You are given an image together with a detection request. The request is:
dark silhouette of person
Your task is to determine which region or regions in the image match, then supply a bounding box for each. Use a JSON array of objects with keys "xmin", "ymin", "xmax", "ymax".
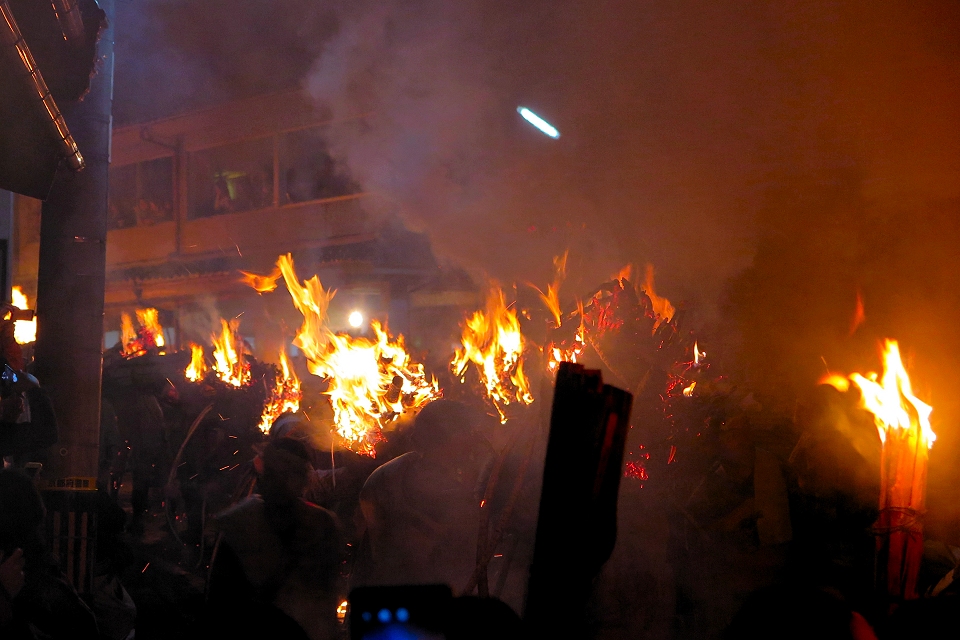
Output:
[
  {"xmin": 356, "ymin": 400, "xmax": 493, "ymax": 589},
  {"xmin": 208, "ymin": 437, "xmax": 344, "ymax": 640}
]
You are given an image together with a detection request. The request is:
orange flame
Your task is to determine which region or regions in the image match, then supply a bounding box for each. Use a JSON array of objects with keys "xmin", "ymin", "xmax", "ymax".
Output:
[
  {"xmin": 121, "ymin": 313, "xmax": 138, "ymax": 355},
  {"xmin": 10, "ymin": 286, "xmax": 36, "ymax": 344},
  {"xmin": 211, "ymin": 318, "xmax": 250, "ymax": 387},
  {"xmin": 693, "ymin": 341, "xmax": 705, "ymax": 366},
  {"xmin": 239, "ymin": 267, "xmax": 283, "ymax": 294},
  {"xmin": 818, "ymin": 372, "xmax": 851, "ymax": 392},
  {"xmin": 136, "ymin": 308, "xmax": 165, "ymax": 349},
  {"xmin": 185, "ymin": 343, "xmax": 208, "ymax": 383},
  {"xmin": 452, "ymin": 284, "xmax": 533, "ymax": 423},
  {"xmin": 533, "ymin": 251, "xmax": 568, "ymax": 328},
  {"xmin": 257, "ymin": 349, "xmax": 303, "ymax": 433},
  {"xmin": 546, "ymin": 298, "xmax": 586, "ymax": 374},
  {"xmin": 613, "ymin": 263, "xmax": 635, "ymax": 285},
  {"xmin": 278, "ymin": 254, "xmax": 439, "ymax": 455},
  {"xmin": 120, "ymin": 308, "xmax": 165, "ymax": 357},
  {"xmin": 277, "ymin": 253, "xmax": 335, "ymax": 363},
  {"xmin": 641, "ymin": 264, "xmax": 675, "ymax": 327},
  {"xmin": 822, "ymin": 340, "xmax": 934, "ymax": 449},
  {"xmin": 853, "ymin": 341, "xmax": 934, "ymax": 448}
]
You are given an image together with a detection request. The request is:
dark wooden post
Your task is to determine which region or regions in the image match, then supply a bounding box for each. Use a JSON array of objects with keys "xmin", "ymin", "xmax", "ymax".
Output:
[
  {"xmin": 33, "ymin": 0, "xmax": 113, "ymax": 594},
  {"xmin": 524, "ymin": 363, "xmax": 633, "ymax": 636}
]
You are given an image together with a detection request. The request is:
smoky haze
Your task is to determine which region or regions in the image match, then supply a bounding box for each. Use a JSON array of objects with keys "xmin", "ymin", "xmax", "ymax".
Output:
[{"xmin": 115, "ymin": 1, "xmax": 960, "ymax": 535}]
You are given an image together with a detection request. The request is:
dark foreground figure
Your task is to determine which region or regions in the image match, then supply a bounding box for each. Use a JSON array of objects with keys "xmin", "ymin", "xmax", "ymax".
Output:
[{"xmin": 207, "ymin": 438, "xmax": 344, "ymax": 640}]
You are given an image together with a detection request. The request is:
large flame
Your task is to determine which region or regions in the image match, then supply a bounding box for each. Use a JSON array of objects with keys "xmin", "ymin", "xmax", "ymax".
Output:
[
  {"xmin": 278, "ymin": 254, "xmax": 439, "ymax": 455},
  {"xmin": 277, "ymin": 254, "xmax": 334, "ymax": 363},
  {"xmin": 452, "ymin": 284, "xmax": 533, "ymax": 422},
  {"xmin": 120, "ymin": 308, "xmax": 165, "ymax": 357},
  {"xmin": 239, "ymin": 267, "xmax": 283, "ymax": 294},
  {"xmin": 257, "ymin": 349, "xmax": 303, "ymax": 433},
  {"xmin": 185, "ymin": 343, "xmax": 208, "ymax": 383},
  {"xmin": 211, "ymin": 318, "xmax": 250, "ymax": 387},
  {"xmin": 10, "ymin": 286, "xmax": 36, "ymax": 344},
  {"xmin": 821, "ymin": 340, "xmax": 935, "ymax": 449},
  {"xmin": 319, "ymin": 322, "xmax": 440, "ymax": 454},
  {"xmin": 136, "ymin": 308, "xmax": 165, "ymax": 349}
]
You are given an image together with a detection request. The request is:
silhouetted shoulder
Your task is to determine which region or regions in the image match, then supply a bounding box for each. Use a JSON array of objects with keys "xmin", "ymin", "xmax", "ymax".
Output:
[{"xmin": 361, "ymin": 451, "xmax": 417, "ymax": 496}]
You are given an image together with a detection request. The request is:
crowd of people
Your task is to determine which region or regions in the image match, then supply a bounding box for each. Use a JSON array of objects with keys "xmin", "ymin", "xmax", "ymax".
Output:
[{"xmin": 1, "ymin": 306, "xmax": 958, "ymax": 639}]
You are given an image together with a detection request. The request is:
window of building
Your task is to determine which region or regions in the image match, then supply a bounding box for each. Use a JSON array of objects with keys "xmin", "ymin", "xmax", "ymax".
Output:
[
  {"xmin": 108, "ymin": 157, "xmax": 175, "ymax": 230},
  {"xmin": 108, "ymin": 164, "xmax": 137, "ymax": 229},
  {"xmin": 188, "ymin": 138, "xmax": 274, "ymax": 219},
  {"xmin": 280, "ymin": 127, "xmax": 359, "ymax": 205}
]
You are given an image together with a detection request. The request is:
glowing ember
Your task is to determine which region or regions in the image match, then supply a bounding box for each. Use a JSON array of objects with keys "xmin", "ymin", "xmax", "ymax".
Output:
[
  {"xmin": 10, "ymin": 286, "xmax": 36, "ymax": 344},
  {"xmin": 257, "ymin": 349, "xmax": 302, "ymax": 433},
  {"xmin": 184, "ymin": 343, "xmax": 208, "ymax": 382},
  {"xmin": 452, "ymin": 284, "xmax": 533, "ymax": 423},
  {"xmin": 682, "ymin": 381, "xmax": 696, "ymax": 397},
  {"xmin": 239, "ymin": 267, "xmax": 283, "ymax": 294},
  {"xmin": 121, "ymin": 308, "xmax": 166, "ymax": 357},
  {"xmin": 278, "ymin": 254, "xmax": 439, "ymax": 455},
  {"xmin": 211, "ymin": 318, "xmax": 250, "ymax": 387},
  {"xmin": 337, "ymin": 600, "xmax": 349, "ymax": 624}
]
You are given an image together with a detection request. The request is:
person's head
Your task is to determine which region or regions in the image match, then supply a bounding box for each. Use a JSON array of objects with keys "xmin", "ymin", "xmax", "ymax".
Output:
[
  {"xmin": 410, "ymin": 400, "xmax": 492, "ymax": 480},
  {"xmin": 256, "ymin": 438, "xmax": 312, "ymax": 505}
]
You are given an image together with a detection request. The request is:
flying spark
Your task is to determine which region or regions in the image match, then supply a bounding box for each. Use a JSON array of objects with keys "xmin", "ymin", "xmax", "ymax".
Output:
[{"xmin": 517, "ymin": 107, "xmax": 560, "ymax": 139}]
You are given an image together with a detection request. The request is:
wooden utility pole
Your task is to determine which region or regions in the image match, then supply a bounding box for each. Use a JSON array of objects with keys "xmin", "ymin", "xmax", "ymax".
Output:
[{"xmin": 32, "ymin": 0, "xmax": 113, "ymax": 593}]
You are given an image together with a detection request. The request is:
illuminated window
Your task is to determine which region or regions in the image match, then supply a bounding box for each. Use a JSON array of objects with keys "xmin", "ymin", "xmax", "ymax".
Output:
[
  {"xmin": 108, "ymin": 157, "xmax": 174, "ymax": 230},
  {"xmin": 188, "ymin": 138, "xmax": 274, "ymax": 219}
]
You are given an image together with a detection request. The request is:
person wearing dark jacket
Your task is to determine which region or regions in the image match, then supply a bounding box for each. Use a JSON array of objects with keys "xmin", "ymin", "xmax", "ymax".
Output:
[{"xmin": 208, "ymin": 438, "xmax": 344, "ymax": 640}]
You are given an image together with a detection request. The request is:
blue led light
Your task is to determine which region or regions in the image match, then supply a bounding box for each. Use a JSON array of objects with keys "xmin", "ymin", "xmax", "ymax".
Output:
[
  {"xmin": 378, "ymin": 608, "xmax": 392, "ymax": 623},
  {"xmin": 395, "ymin": 607, "xmax": 410, "ymax": 622}
]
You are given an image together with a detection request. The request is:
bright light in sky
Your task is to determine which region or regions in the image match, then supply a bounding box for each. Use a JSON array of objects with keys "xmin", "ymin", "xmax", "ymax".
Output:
[
  {"xmin": 348, "ymin": 310, "xmax": 364, "ymax": 328},
  {"xmin": 517, "ymin": 107, "xmax": 560, "ymax": 139}
]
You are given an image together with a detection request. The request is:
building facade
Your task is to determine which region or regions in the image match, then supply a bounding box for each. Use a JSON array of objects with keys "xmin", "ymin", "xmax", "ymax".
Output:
[{"xmin": 13, "ymin": 91, "xmax": 475, "ymax": 363}]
